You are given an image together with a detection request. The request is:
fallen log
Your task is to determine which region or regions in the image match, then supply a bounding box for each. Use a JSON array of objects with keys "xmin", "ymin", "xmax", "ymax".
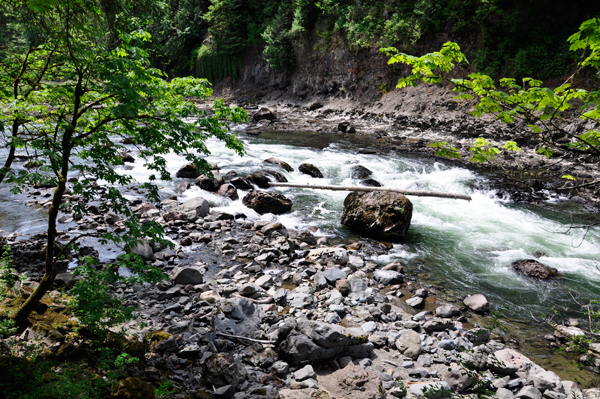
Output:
[{"xmin": 267, "ymin": 182, "xmax": 472, "ymax": 201}]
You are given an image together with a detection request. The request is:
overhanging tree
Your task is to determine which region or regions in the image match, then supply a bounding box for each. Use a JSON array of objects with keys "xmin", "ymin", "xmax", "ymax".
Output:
[
  {"xmin": 381, "ymin": 18, "xmax": 600, "ymax": 188},
  {"xmin": 0, "ymin": 0, "xmax": 247, "ymax": 327}
]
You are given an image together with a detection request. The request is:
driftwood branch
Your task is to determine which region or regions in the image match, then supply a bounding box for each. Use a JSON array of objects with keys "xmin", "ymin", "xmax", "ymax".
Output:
[{"xmin": 268, "ymin": 182, "xmax": 472, "ymax": 201}]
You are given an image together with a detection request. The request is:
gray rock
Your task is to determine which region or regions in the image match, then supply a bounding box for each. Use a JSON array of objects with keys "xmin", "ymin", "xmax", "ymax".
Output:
[
  {"xmin": 255, "ymin": 274, "xmax": 273, "ymax": 288},
  {"xmin": 406, "ymin": 296, "xmax": 424, "ymax": 308},
  {"xmin": 214, "ymin": 297, "xmax": 265, "ymax": 338},
  {"xmin": 306, "ymin": 247, "xmax": 349, "ymax": 265},
  {"xmin": 438, "ymin": 339, "xmax": 456, "ymax": 350},
  {"xmin": 171, "ymin": 266, "xmax": 203, "ymax": 285},
  {"xmin": 264, "ymin": 157, "xmax": 294, "ymax": 172},
  {"xmin": 497, "ymin": 388, "xmax": 516, "ymax": 399},
  {"xmin": 395, "ymin": 330, "xmax": 422, "ymax": 360},
  {"xmin": 464, "ymin": 328, "xmax": 491, "ymax": 344},
  {"xmin": 351, "ymin": 165, "xmax": 373, "ymax": 179},
  {"xmin": 214, "ymin": 385, "xmax": 235, "ymax": 399},
  {"xmin": 373, "ymin": 270, "xmax": 403, "ymax": 285},
  {"xmin": 312, "ymin": 271, "xmax": 328, "ymax": 290},
  {"xmin": 436, "ymin": 305, "xmax": 460, "ymax": 318},
  {"xmin": 464, "ymin": 294, "xmax": 489, "ymax": 313},
  {"xmin": 583, "ymin": 389, "xmax": 600, "ymax": 399},
  {"xmin": 323, "ymin": 268, "xmax": 347, "ymax": 284},
  {"xmin": 422, "ymin": 318, "xmax": 454, "ymax": 333},
  {"xmin": 441, "ymin": 363, "xmax": 473, "ymax": 393},
  {"xmin": 181, "ymin": 196, "xmax": 210, "ymax": 218},
  {"xmin": 271, "ymin": 361, "xmax": 289, "ymax": 376},
  {"xmin": 516, "ymin": 386, "xmax": 543, "ymax": 399},
  {"xmin": 294, "ymin": 365, "xmax": 316, "ymax": 381}
]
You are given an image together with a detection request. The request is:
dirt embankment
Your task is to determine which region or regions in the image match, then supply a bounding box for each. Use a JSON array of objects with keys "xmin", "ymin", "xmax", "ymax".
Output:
[{"xmin": 212, "ymin": 40, "xmax": 600, "ymax": 213}]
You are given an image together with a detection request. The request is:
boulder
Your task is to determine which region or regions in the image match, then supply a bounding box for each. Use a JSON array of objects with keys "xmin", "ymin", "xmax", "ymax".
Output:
[
  {"xmin": 510, "ymin": 259, "xmax": 560, "ymax": 279},
  {"xmin": 195, "ymin": 170, "xmax": 223, "ymax": 192},
  {"xmin": 230, "ymin": 176, "xmax": 253, "ymax": 190},
  {"xmin": 202, "ymin": 353, "xmax": 247, "ymax": 388},
  {"xmin": 214, "ymin": 297, "xmax": 265, "ymax": 338},
  {"xmin": 351, "ymin": 165, "xmax": 373, "ymax": 179},
  {"xmin": 373, "ymin": 270, "xmax": 403, "ymax": 285},
  {"xmin": 308, "ymin": 101, "xmax": 323, "ymax": 111},
  {"xmin": 175, "ymin": 163, "xmax": 200, "ymax": 179},
  {"xmin": 323, "ymin": 268, "xmax": 346, "ymax": 284},
  {"xmin": 181, "ymin": 196, "xmax": 210, "ymax": 218},
  {"xmin": 436, "ymin": 305, "xmax": 460, "ymax": 318},
  {"xmin": 265, "ymin": 157, "xmax": 294, "ymax": 172},
  {"xmin": 409, "ymin": 382, "xmax": 451, "ymax": 399},
  {"xmin": 251, "ymin": 170, "xmax": 288, "ymax": 188},
  {"xmin": 299, "ymin": 163, "xmax": 324, "ymax": 178},
  {"xmin": 406, "ymin": 296, "xmax": 424, "ymax": 308},
  {"xmin": 216, "ymin": 183, "xmax": 239, "ymax": 200},
  {"xmin": 340, "ymin": 191, "xmax": 412, "ymax": 242},
  {"xmin": 441, "ymin": 363, "xmax": 474, "ymax": 393},
  {"xmin": 171, "ymin": 266, "xmax": 204, "ymax": 285},
  {"xmin": 490, "ymin": 348, "xmax": 562, "ymax": 392},
  {"xmin": 464, "ymin": 294, "xmax": 489, "ymax": 313},
  {"xmin": 279, "ymin": 319, "xmax": 370, "ymax": 365},
  {"xmin": 253, "ymin": 107, "xmax": 277, "ymax": 122},
  {"xmin": 306, "ymin": 247, "xmax": 349, "ymax": 265},
  {"xmin": 242, "ymin": 191, "xmax": 293, "ymax": 214},
  {"xmin": 395, "ymin": 330, "xmax": 422, "ymax": 359}
]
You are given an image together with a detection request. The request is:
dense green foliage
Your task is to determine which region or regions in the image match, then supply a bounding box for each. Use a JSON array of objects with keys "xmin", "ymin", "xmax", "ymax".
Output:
[
  {"xmin": 0, "ymin": 0, "xmax": 246, "ymax": 326},
  {"xmin": 130, "ymin": 0, "xmax": 599, "ymax": 82},
  {"xmin": 382, "ymin": 18, "xmax": 600, "ymax": 176}
]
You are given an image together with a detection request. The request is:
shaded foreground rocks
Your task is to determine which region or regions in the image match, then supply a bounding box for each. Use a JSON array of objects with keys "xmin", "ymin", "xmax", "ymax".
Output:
[
  {"xmin": 511, "ymin": 259, "xmax": 560, "ymax": 279},
  {"xmin": 6, "ymin": 182, "xmax": 596, "ymax": 399},
  {"xmin": 341, "ymin": 191, "xmax": 413, "ymax": 242},
  {"xmin": 242, "ymin": 191, "xmax": 293, "ymax": 214}
]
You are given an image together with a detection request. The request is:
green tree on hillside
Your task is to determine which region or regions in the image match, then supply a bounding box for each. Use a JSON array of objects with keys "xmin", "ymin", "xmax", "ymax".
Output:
[
  {"xmin": 0, "ymin": 0, "xmax": 246, "ymax": 327},
  {"xmin": 382, "ymin": 18, "xmax": 600, "ymax": 189}
]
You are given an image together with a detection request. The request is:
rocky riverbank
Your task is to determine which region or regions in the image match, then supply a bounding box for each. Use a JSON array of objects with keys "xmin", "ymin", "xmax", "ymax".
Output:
[{"xmin": 3, "ymin": 166, "xmax": 600, "ymax": 398}]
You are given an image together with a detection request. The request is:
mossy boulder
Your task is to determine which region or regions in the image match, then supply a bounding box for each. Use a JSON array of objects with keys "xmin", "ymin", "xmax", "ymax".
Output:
[{"xmin": 340, "ymin": 191, "xmax": 412, "ymax": 242}]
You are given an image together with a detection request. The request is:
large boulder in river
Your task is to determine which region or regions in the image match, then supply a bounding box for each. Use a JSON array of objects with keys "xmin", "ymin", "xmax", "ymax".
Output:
[
  {"xmin": 340, "ymin": 191, "xmax": 412, "ymax": 242},
  {"xmin": 242, "ymin": 191, "xmax": 292, "ymax": 214},
  {"xmin": 251, "ymin": 170, "xmax": 288, "ymax": 188},
  {"xmin": 216, "ymin": 183, "xmax": 239, "ymax": 200},
  {"xmin": 299, "ymin": 163, "xmax": 324, "ymax": 178},
  {"xmin": 195, "ymin": 170, "xmax": 223, "ymax": 192},
  {"xmin": 175, "ymin": 163, "xmax": 200, "ymax": 178},
  {"xmin": 510, "ymin": 259, "xmax": 559, "ymax": 279},
  {"xmin": 351, "ymin": 165, "xmax": 373, "ymax": 179}
]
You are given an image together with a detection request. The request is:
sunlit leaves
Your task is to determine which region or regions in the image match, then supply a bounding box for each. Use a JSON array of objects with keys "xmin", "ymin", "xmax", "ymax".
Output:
[{"xmin": 429, "ymin": 142, "xmax": 461, "ymax": 159}]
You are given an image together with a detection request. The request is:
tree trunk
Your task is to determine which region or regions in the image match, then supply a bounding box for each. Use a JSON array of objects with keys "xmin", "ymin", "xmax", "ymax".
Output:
[
  {"xmin": 267, "ymin": 182, "xmax": 472, "ymax": 201},
  {"xmin": 13, "ymin": 172, "xmax": 67, "ymax": 325}
]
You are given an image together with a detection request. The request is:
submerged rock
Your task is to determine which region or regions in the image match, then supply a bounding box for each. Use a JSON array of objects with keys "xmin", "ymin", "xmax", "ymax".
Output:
[{"xmin": 341, "ymin": 191, "xmax": 413, "ymax": 242}]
